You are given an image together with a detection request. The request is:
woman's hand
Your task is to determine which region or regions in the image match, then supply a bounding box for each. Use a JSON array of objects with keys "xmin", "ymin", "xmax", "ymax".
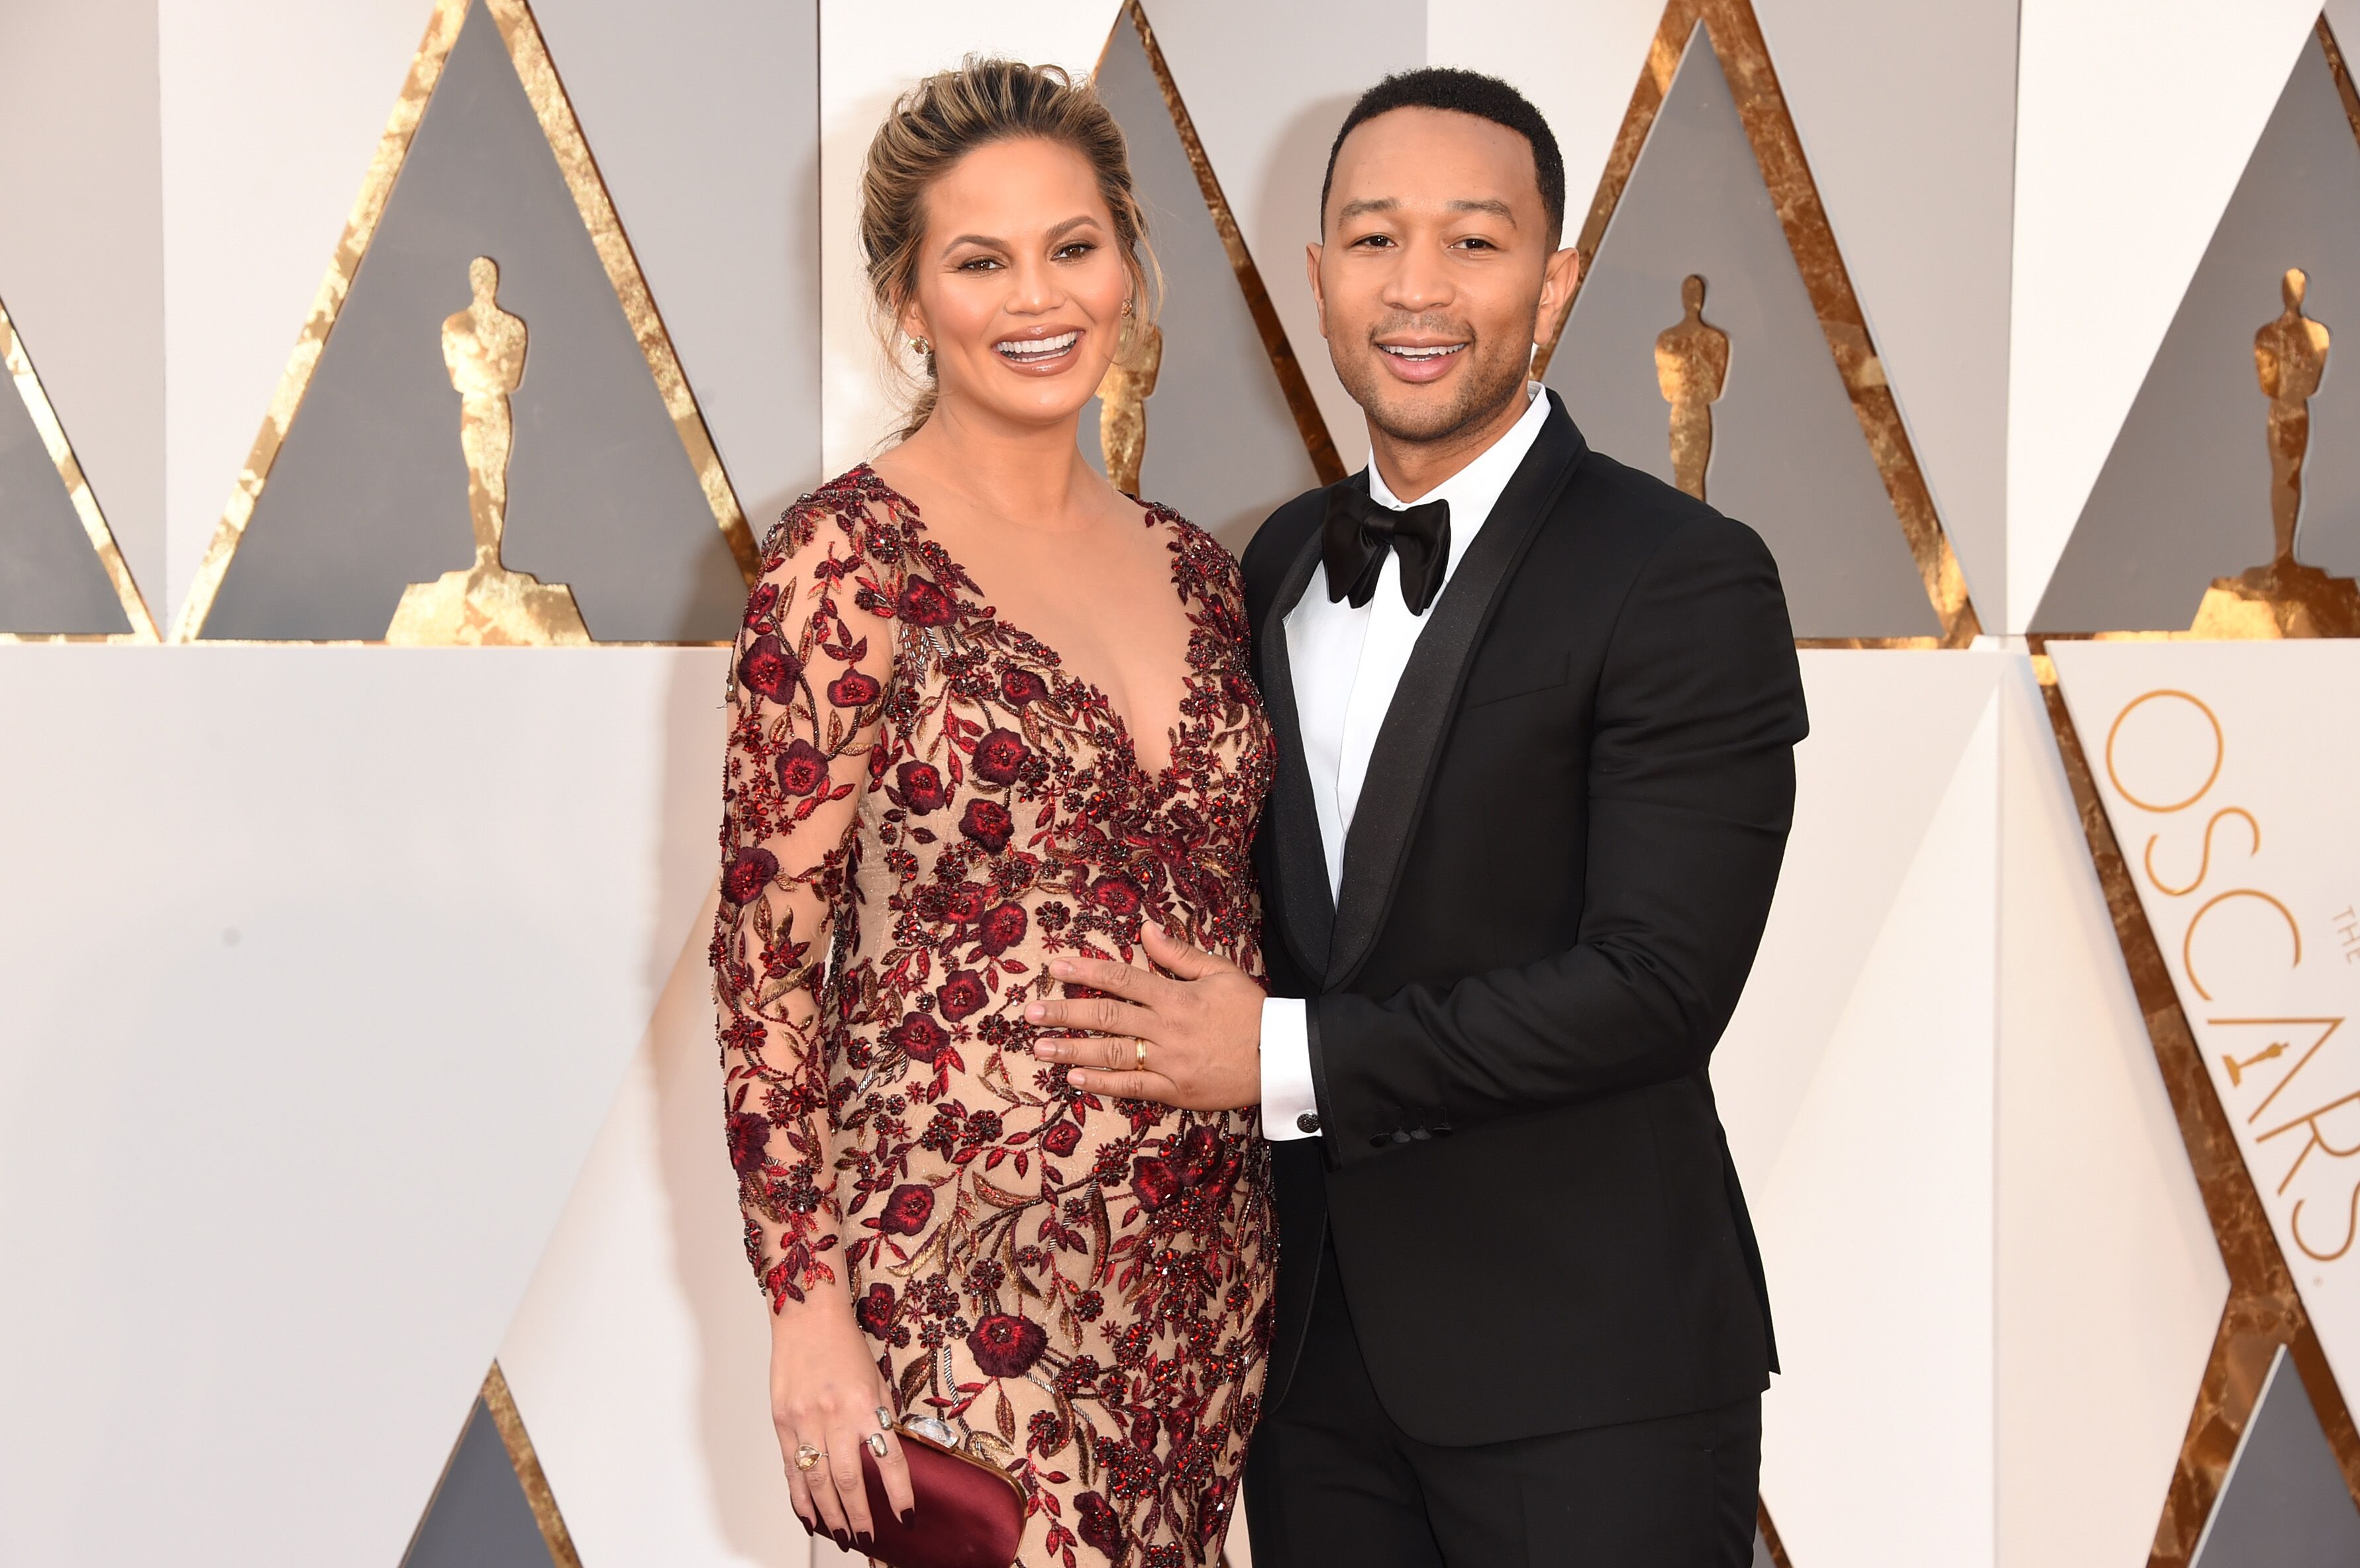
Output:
[{"xmin": 770, "ymin": 1293, "xmax": 916, "ymax": 1551}]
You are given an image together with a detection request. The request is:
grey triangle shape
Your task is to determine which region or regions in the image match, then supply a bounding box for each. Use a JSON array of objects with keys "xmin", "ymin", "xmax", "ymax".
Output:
[
  {"xmin": 199, "ymin": 0, "xmax": 743, "ymax": 642},
  {"xmin": 1, "ymin": 326, "xmax": 132, "ymax": 635},
  {"xmin": 2035, "ymin": 27, "xmax": 2360, "ymax": 632},
  {"xmin": 1080, "ymin": 11, "xmax": 1323, "ymax": 554},
  {"xmin": 400, "ymin": 1395, "xmax": 556, "ymax": 1568},
  {"xmin": 1546, "ymin": 21, "xmax": 1938, "ymax": 638},
  {"xmin": 1752, "ymin": 1526, "xmax": 1774, "ymax": 1568},
  {"xmin": 2190, "ymin": 1345, "xmax": 2360, "ymax": 1568}
]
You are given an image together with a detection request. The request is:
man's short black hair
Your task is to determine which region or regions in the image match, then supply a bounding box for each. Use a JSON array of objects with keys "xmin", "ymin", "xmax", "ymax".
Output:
[{"xmin": 1320, "ymin": 68, "xmax": 1566, "ymax": 242}]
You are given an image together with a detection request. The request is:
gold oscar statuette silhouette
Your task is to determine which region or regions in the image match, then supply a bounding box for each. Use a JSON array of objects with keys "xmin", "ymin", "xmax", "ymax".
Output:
[
  {"xmin": 385, "ymin": 256, "xmax": 590, "ymax": 645},
  {"xmin": 2190, "ymin": 266, "xmax": 2360, "ymax": 638},
  {"xmin": 1655, "ymin": 274, "xmax": 1729, "ymax": 502},
  {"xmin": 1096, "ymin": 320, "xmax": 1162, "ymax": 497}
]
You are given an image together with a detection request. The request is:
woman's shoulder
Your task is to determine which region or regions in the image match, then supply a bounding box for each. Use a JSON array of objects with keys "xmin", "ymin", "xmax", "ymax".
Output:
[
  {"xmin": 756, "ymin": 464, "xmax": 914, "ymax": 566},
  {"xmin": 1137, "ymin": 499, "xmax": 1249, "ymax": 607}
]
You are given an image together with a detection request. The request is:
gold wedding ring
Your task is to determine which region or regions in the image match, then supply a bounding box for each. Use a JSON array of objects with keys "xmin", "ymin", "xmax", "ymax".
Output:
[
  {"xmin": 1135, "ymin": 1040, "xmax": 1148, "ymax": 1072},
  {"xmin": 794, "ymin": 1443, "xmax": 823, "ymax": 1471}
]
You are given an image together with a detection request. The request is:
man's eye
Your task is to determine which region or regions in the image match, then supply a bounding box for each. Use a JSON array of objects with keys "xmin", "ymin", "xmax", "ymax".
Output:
[
  {"xmin": 1456, "ymin": 238, "xmax": 1497, "ymax": 252},
  {"xmin": 1353, "ymin": 234, "xmax": 1395, "ymax": 250}
]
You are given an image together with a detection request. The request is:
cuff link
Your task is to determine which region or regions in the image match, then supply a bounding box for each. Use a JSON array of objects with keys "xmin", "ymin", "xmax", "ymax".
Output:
[{"xmin": 1295, "ymin": 1110, "xmax": 1321, "ymax": 1134}]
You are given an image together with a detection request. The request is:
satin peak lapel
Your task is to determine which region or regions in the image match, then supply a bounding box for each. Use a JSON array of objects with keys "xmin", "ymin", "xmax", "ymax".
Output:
[
  {"xmin": 1257, "ymin": 514, "xmax": 1337, "ymax": 981},
  {"xmin": 1325, "ymin": 401, "xmax": 1588, "ymax": 991}
]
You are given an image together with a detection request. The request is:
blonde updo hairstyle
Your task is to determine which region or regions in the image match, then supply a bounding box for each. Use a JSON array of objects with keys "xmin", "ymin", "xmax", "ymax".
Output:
[{"xmin": 860, "ymin": 57, "xmax": 1159, "ymax": 440}]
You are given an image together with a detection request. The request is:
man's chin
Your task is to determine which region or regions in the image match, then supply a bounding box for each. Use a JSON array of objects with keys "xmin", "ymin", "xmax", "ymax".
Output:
[{"xmin": 1351, "ymin": 360, "xmax": 1529, "ymax": 449}]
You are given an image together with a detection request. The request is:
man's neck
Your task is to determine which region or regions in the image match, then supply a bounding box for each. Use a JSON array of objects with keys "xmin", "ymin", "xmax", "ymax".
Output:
[{"xmin": 1366, "ymin": 384, "xmax": 1533, "ymax": 503}]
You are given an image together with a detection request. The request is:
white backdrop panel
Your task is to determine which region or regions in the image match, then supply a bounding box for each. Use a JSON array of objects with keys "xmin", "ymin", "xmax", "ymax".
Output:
[
  {"xmin": 1756, "ymin": 683, "xmax": 1999, "ymax": 1568},
  {"xmin": 1995, "ymin": 659, "xmax": 2228, "ymax": 1568},
  {"xmin": 0, "ymin": 645, "xmax": 727, "ymax": 1567}
]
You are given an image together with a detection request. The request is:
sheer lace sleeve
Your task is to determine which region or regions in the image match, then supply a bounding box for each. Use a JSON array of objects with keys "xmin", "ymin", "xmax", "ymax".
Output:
[{"xmin": 713, "ymin": 490, "xmax": 901, "ymax": 1310}]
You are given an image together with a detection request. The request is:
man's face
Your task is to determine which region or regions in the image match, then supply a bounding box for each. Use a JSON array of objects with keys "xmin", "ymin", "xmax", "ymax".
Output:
[{"xmin": 1308, "ymin": 107, "xmax": 1576, "ymax": 446}]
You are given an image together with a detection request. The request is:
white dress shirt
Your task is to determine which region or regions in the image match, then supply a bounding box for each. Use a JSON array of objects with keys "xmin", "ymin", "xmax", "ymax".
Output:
[{"xmin": 1260, "ymin": 383, "xmax": 1553, "ymax": 1139}]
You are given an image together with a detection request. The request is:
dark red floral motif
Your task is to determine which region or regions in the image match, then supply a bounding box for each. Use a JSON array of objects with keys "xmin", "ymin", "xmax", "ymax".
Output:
[
  {"xmin": 937, "ymin": 970, "xmax": 988, "ymax": 1022},
  {"xmin": 1000, "ymin": 667, "xmax": 1049, "ymax": 707},
  {"xmin": 827, "ymin": 669, "xmax": 880, "ymax": 707},
  {"xmin": 976, "ymin": 901, "xmax": 1029, "ymax": 956},
  {"xmin": 743, "ymin": 582, "xmax": 780, "ymax": 626},
  {"xmin": 721, "ymin": 846, "xmax": 778, "ymax": 906},
  {"xmin": 1133, "ymin": 1155, "xmax": 1179, "ymax": 1212},
  {"xmin": 776, "ymin": 738, "xmax": 830, "ymax": 796},
  {"xmin": 878, "ymin": 1183, "xmax": 934, "ymax": 1236},
  {"xmin": 725, "ymin": 1110, "xmax": 770, "ymax": 1174},
  {"xmin": 737, "ymin": 633, "xmax": 801, "ymax": 701},
  {"xmin": 968, "ymin": 1313, "xmax": 1049, "ymax": 1379},
  {"xmin": 898, "ymin": 576, "xmax": 956, "ymax": 626},
  {"xmin": 972, "ymin": 728, "xmax": 1029, "ymax": 785},
  {"xmin": 888, "ymin": 1012, "xmax": 949, "ymax": 1063},
  {"xmin": 1088, "ymin": 874, "xmax": 1143, "ymax": 918},
  {"xmin": 1076, "ymin": 1491, "xmax": 1125, "ymax": 1556},
  {"xmin": 960, "ymin": 799, "xmax": 1012, "ymax": 852},
  {"xmin": 1177, "ymin": 1125, "xmax": 1222, "ymax": 1187},
  {"xmin": 856, "ymin": 1282, "xmax": 897, "ymax": 1339},
  {"xmin": 896, "ymin": 761, "xmax": 947, "ymax": 814},
  {"xmin": 1039, "ymin": 1119, "xmax": 1081, "ymax": 1157},
  {"xmin": 942, "ymin": 884, "xmax": 988, "ymax": 924}
]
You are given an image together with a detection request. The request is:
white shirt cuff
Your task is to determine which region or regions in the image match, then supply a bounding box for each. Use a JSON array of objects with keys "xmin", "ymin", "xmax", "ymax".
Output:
[{"xmin": 1260, "ymin": 997, "xmax": 1321, "ymax": 1140}]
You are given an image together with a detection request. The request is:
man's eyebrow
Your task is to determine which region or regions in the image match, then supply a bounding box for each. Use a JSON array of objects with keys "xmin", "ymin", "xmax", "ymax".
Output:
[
  {"xmin": 1337, "ymin": 197, "xmax": 1398, "ymax": 221},
  {"xmin": 1449, "ymin": 198, "xmax": 1517, "ymax": 222}
]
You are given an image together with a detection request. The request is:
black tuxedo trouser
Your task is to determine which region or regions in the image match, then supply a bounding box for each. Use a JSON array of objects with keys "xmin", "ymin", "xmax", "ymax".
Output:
[{"xmin": 1245, "ymin": 1240, "xmax": 1761, "ymax": 1568}]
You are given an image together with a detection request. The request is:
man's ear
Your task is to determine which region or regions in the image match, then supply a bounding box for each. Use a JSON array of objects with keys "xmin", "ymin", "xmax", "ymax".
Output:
[
  {"xmin": 1536, "ymin": 245, "xmax": 1581, "ymax": 348},
  {"xmin": 1304, "ymin": 242, "xmax": 1328, "ymax": 340}
]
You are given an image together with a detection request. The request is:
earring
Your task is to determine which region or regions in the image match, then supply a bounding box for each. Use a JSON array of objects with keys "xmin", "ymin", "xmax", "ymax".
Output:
[
  {"xmin": 1121, "ymin": 298, "xmax": 1133, "ymax": 316},
  {"xmin": 908, "ymin": 336, "xmax": 930, "ymax": 356}
]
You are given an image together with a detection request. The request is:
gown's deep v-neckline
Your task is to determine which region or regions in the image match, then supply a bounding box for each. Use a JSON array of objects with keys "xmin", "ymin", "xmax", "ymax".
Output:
[{"xmin": 852, "ymin": 464, "xmax": 1208, "ymax": 784}]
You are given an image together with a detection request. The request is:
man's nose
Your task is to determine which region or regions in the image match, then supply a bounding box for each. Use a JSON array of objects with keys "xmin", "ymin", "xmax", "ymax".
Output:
[{"xmin": 1381, "ymin": 244, "xmax": 1453, "ymax": 313}]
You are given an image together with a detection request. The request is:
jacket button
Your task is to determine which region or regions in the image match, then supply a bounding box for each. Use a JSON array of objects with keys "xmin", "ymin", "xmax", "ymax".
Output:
[
  {"xmin": 1368, "ymin": 1133, "xmax": 1391, "ymax": 1149},
  {"xmin": 1390, "ymin": 1130, "xmax": 1412, "ymax": 1144},
  {"xmin": 1409, "ymin": 1128, "xmax": 1432, "ymax": 1141},
  {"xmin": 1295, "ymin": 1111, "xmax": 1321, "ymax": 1134}
]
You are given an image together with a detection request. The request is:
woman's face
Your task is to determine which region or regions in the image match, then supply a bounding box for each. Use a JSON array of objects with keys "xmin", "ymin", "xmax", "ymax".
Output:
[{"xmin": 899, "ymin": 136, "xmax": 1131, "ymax": 433}]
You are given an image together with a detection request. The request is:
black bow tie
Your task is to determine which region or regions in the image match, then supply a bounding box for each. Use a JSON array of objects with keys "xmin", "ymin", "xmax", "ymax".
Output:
[{"xmin": 1322, "ymin": 482, "xmax": 1452, "ymax": 614}]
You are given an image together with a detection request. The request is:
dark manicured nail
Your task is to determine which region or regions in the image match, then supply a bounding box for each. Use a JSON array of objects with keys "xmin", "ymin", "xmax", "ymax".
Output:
[{"xmin": 899, "ymin": 1508, "xmax": 915, "ymax": 1526}]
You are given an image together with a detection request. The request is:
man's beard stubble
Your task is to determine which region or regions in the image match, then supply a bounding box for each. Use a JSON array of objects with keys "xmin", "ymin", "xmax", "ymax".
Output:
[{"xmin": 1340, "ymin": 313, "xmax": 1535, "ymax": 448}]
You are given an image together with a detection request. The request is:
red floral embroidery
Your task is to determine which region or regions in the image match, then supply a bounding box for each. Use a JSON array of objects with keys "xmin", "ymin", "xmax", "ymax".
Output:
[{"xmin": 713, "ymin": 467, "xmax": 1276, "ymax": 1566}]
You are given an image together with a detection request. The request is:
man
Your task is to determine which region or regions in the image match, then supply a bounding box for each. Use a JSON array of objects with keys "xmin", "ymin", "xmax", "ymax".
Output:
[{"xmin": 1027, "ymin": 68, "xmax": 1805, "ymax": 1565}]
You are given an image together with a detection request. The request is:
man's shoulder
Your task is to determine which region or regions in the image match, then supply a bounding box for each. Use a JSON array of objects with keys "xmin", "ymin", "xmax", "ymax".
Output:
[
  {"xmin": 1241, "ymin": 483, "xmax": 1330, "ymax": 585},
  {"xmin": 1561, "ymin": 444, "xmax": 1771, "ymax": 567}
]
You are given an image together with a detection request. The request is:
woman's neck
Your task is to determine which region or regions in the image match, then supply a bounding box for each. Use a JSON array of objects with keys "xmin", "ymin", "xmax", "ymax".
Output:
[{"xmin": 881, "ymin": 397, "xmax": 1103, "ymax": 535}]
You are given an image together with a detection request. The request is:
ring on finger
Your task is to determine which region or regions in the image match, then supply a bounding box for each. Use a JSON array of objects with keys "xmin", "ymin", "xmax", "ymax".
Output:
[
  {"xmin": 1134, "ymin": 1039, "xmax": 1148, "ymax": 1072},
  {"xmin": 864, "ymin": 1430, "xmax": 888, "ymax": 1457},
  {"xmin": 794, "ymin": 1443, "xmax": 823, "ymax": 1471}
]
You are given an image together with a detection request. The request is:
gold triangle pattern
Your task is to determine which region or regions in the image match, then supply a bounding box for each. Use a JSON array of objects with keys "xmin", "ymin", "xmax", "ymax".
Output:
[
  {"xmin": 0, "ymin": 293, "xmax": 158, "ymax": 642},
  {"xmin": 169, "ymin": 0, "xmax": 759, "ymax": 644},
  {"xmin": 1098, "ymin": 0, "xmax": 1345, "ymax": 488},
  {"xmin": 1536, "ymin": 0, "xmax": 1980, "ymax": 650}
]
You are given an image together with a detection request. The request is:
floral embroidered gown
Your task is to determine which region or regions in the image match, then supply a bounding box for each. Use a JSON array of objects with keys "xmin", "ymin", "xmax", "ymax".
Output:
[{"xmin": 713, "ymin": 467, "xmax": 1277, "ymax": 1568}]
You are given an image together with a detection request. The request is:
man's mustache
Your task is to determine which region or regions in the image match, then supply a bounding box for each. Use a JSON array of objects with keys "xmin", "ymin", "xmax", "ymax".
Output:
[{"xmin": 1364, "ymin": 315, "xmax": 1475, "ymax": 344}]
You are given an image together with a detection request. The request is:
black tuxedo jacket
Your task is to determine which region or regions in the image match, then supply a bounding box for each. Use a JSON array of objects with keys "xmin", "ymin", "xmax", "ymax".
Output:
[{"xmin": 1243, "ymin": 397, "xmax": 1808, "ymax": 1447}]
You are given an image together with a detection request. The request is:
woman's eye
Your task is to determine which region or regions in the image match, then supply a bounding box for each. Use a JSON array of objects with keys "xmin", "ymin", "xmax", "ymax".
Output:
[
  {"xmin": 1054, "ymin": 242, "xmax": 1097, "ymax": 261},
  {"xmin": 957, "ymin": 256, "xmax": 1002, "ymax": 271}
]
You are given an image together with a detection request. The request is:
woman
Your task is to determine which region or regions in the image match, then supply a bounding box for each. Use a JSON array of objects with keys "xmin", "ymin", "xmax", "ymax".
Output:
[{"xmin": 713, "ymin": 60, "xmax": 1275, "ymax": 1567}]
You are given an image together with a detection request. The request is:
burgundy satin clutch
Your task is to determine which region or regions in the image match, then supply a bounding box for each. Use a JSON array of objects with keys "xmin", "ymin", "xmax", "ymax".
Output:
[{"xmin": 851, "ymin": 1419, "xmax": 1025, "ymax": 1568}]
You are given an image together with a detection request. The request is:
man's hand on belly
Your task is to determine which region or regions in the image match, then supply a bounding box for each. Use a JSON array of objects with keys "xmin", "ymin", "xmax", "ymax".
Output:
[{"xmin": 1025, "ymin": 925, "xmax": 1264, "ymax": 1112}]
